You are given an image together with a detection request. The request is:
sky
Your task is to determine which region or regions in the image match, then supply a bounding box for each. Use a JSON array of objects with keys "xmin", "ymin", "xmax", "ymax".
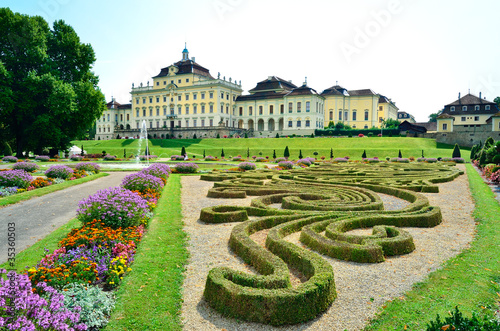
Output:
[{"xmin": 3, "ymin": 0, "xmax": 500, "ymax": 122}]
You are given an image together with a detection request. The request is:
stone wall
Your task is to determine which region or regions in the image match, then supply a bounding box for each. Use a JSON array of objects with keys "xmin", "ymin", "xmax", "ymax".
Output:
[{"xmin": 416, "ymin": 127, "xmax": 500, "ymax": 147}]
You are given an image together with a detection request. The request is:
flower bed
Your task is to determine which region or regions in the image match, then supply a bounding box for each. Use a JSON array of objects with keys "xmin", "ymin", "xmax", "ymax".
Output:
[
  {"xmin": 278, "ymin": 161, "xmax": 294, "ymax": 169},
  {"xmin": 70, "ymin": 154, "xmax": 83, "ymax": 161},
  {"xmin": 174, "ymin": 163, "xmax": 199, "ymax": 173},
  {"xmin": 35, "ymin": 155, "xmax": 50, "ymax": 161},
  {"xmin": 139, "ymin": 155, "xmax": 158, "ymax": 160},
  {"xmin": 74, "ymin": 162, "xmax": 101, "ymax": 174},
  {"xmin": 204, "ymin": 155, "xmax": 216, "ymax": 161},
  {"xmin": 12, "ymin": 161, "xmax": 40, "ymax": 173},
  {"xmin": 3, "ymin": 164, "xmax": 169, "ymax": 329},
  {"xmin": 0, "ymin": 169, "xmax": 33, "ymax": 188},
  {"xmin": 103, "ymin": 154, "xmax": 116, "ymax": 161},
  {"xmin": 45, "ymin": 165, "xmax": 74, "ymax": 179},
  {"xmin": 238, "ymin": 162, "xmax": 256, "ymax": 171},
  {"xmin": 170, "ymin": 155, "xmax": 185, "ymax": 161},
  {"xmin": 2, "ymin": 155, "xmax": 18, "ymax": 163}
]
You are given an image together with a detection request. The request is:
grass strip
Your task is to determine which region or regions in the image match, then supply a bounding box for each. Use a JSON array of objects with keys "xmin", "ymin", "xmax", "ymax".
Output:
[
  {"xmin": 365, "ymin": 164, "xmax": 500, "ymax": 330},
  {"xmin": 0, "ymin": 172, "xmax": 108, "ymax": 207},
  {"xmin": 104, "ymin": 174, "xmax": 188, "ymax": 330},
  {"xmin": 0, "ymin": 218, "xmax": 81, "ymax": 272}
]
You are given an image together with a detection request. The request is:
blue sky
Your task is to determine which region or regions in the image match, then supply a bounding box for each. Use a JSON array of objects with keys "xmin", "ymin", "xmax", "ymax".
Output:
[{"xmin": 3, "ymin": 0, "xmax": 500, "ymax": 122}]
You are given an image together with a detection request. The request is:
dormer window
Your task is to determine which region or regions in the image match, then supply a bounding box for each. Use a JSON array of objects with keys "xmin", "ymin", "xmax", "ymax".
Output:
[
  {"xmin": 475, "ymin": 105, "xmax": 480, "ymax": 111},
  {"xmin": 486, "ymin": 105, "xmax": 491, "ymax": 110},
  {"xmin": 450, "ymin": 106, "xmax": 455, "ymax": 111},
  {"xmin": 462, "ymin": 106, "xmax": 467, "ymax": 111}
]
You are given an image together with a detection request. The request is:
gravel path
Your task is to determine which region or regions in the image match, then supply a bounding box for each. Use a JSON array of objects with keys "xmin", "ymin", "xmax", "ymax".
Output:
[
  {"xmin": 180, "ymin": 164, "xmax": 475, "ymax": 330},
  {"xmin": 0, "ymin": 172, "xmax": 130, "ymax": 265}
]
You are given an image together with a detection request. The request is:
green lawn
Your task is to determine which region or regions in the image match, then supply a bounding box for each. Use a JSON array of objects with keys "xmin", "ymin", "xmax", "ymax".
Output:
[
  {"xmin": 73, "ymin": 137, "xmax": 468, "ymax": 161},
  {"xmin": 365, "ymin": 164, "xmax": 500, "ymax": 330}
]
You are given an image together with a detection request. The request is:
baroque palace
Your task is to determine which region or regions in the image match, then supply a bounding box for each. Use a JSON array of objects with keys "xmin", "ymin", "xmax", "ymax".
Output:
[{"xmin": 95, "ymin": 47, "xmax": 399, "ymax": 140}]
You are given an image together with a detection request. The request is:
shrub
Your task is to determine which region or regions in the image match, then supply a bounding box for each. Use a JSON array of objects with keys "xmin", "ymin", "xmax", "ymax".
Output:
[
  {"xmin": 70, "ymin": 154, "xmax": 83, "ymax": 161},
  {"xmin": 358, "ymin": 134, "xmax": 364, "ymax": 137},
  {"xmin": 121, "ymin": 172, "xmax": 164, "ymax": 194},
  {"xmin": 238, "ymin": 162, "xmax": 256, "ymax": 171},
  {"xmin": 491, "ymin": 169, "xmax": 500, "ymax": 183},
  {"xmin": 62, "ymin": 283, "xmax": 115, "ymax": 329},
  {"xmin": 426, "ymin": 306, "xmax": 500, "ymax": 330},
  {"xmin": 35, "ymin": 155, "xmax": 50, "ymax": 161},
  {"xmin": 452, "ymin": 143, "xmax": 461, "ymax": 158},
  {"xmin": 30, "ymin": 177, "xmax": 52, "ymax": 188},
  {"xmin": 139, "ymin": 155, "xmax": 158, "ymax": 160},
  {"xmin": 75, "ymin": 162, "xmax": 101, "ymax": 173},
  {"xmin": 278, "ymin": 161, "xmax": 294, "ymax": 169},
  {"xmin": 334, "ymin": 158, "xmax": 348, "ymax": 162},
  {"xmin": 0, "ymin": 186, "xmax": 19, "ymax": 197},
  {"xmin": 0, "ymin": 270, "xmax": 87, "ymax": 330},
  {"xmin": 452, "ymin": 157, "xmax": 465, "ymax": 163},
  {"xmin": 205, "ymin": 155, "xmax": 216, "ymax": 161},
  {"xmin": 255, "ymin": 157, "xmax": 266, "ymax": 162},
  {"xmin": 45, "ymin": 165, "xmax": 73, "ymax": 179},
  {"xmin": 12, "ymin": 162, "xmax": 40, "ymax": 173},
  {"xmin": 2, "ymin": 155, "xmax": 18, "ymax": 163},
  {"xmin": 274, "ymin": 157, "xmax": 286, "ymax": 163},
  {"xmin": 140, "ymin": 163, "xmax": 171, "ymax": 182},
  {"xmin": 103, "ymin": 154, "xmax": 116, "ymax": 161},
  {"xmin": 297, "ymin": 158, "xmax": 312, "ymax": 167},
  {"xmin": 175, "ymin": 163, "xmax": 199, "ymax": 173},
  {"xmin": 232, "ymin": 156, "xmax": 242, "ymax": 161},
  {"xmin": 0, "ymin": 169, "xmax": 33, "ymax": 188},
  {"xmin": 77, "ymin": 186, "xmax": 149, "ymax": 228}
]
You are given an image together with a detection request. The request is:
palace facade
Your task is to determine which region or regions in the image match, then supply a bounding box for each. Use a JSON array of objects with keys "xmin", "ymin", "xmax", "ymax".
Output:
[{"xmin": 98, "ymin": 47, "xmax": 399, "ymax": 140}]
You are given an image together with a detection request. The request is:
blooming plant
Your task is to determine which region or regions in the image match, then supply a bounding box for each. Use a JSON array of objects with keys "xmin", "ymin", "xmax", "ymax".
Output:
[
  {"xmin": 274, "ymin": 157, "xmax": 286, "ymax": 163},
  {"xmin": 232, "ymin": 156, "xmax": 242, "ymax": 161},
  {"xmin": 278, "ymin": 161, "xmax": 294, "ymax": 169},
  {"xmin": 12, "ymin": 162, "xmax": 40, "ymax": 173},
  {"xmin": 238, "ymin": 162, "xmax": 256, "ymax": 171},
  {"xmin": 491, "ymin": 169, "xmax": 500, "ymax": 183},
  {"xmin": 255, "ymin": 157, "xmax": 266, "ymax": 162},
  {"xmin": 139, "ymin": 155, "xmax": 158, "ymax": 160},
  {"xmin": 0, "ymin": 186, "xmax": 19, "ymax": 197},
  {"xmin": 0, "ymin": 169, "xmax": 33, "ymax": 188},
  {"xmin": 121, "ymin": 172, "xmax": 164, "ymax": 194},
  {"xmin": 170, "ymin": 155, "xmax": 185, "ymax": 161},
  {"xmin": 70, "ymin": 154, "xmax": 83, "ymax": 161},
  {"xmin": 175, "ymin": 163, "xmax": 199, "ymax": 173},
  {"xmin": 204, "ymin": 155, "xmax": 216, "ymax": 161},
  {"xmin": 106, "ymin": 256, "xmax": 131, "ymax": 289},
  {"xmin": 103, "ymin": 154, "xmax": 116, "ymax": 161},
  {"xmin": 77, "ymin": 187, "xmax": 149, "ymax": 228},
  {"xmin": 0, "ymin": 269, "xmax": 88, "ymax": 330},
  {"xmin": 140, "ymin": 163, "xmax": 171, "ymax": 183},
  {"xmin": 35, "ymin": 155, "xmax": 50, "ymax": 161},
  {"xmin": 2, "ymin": 155, "xmax": 18, "ymax": 162},
  {"xmin": 30, "ymin": 177, "xmax": 53, "ymax": 188},
  {"xmin": 45, "ymin": 165, "xmax": 74, "ymax": 179},
  {"xmin": 334, "ymin": 158, "xmax": 348, "ymax": 163},
  {"xmin": 75, "ymin": 162, "xmax": 101, "ymax": 173},
  {"xmin": 452, "ymin": 157, "xmax": 465, "ymax": 163},
  {"xmin": 28, "ymin": 258, "xmax": 99, "ymax": 289},
  {"xmin": 297, "ymin": 158, "xmax": 312, "ymax": 167}
]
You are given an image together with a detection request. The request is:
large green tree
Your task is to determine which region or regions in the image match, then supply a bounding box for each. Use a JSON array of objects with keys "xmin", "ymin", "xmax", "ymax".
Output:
[
  {"xmin": 428, "ymin": 111, "xmax": 442, "ymax": 123},
  {"xmin": 382, "ymin": 118, "xmax": 400, "ymax": 128},
  {"xmin": 0, "ymin": 8, "xmax": 106, "ymax": 156}
]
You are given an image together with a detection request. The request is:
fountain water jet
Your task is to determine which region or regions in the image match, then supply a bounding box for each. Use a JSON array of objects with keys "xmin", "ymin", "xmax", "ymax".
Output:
[{"xmin": 135, "ymin": 120, "xmax": 149, "ymax": 167}]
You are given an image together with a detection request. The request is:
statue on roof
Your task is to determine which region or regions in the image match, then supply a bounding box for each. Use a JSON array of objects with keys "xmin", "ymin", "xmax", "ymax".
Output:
[{"xmin": 218, "ymin": 72, "xmax": 220, "ymax": 79}]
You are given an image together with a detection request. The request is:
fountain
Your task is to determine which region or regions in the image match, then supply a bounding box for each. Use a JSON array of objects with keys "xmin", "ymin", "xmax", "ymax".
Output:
[{"xmin": 136, "ymin": 120, "xmax": 150, "ymax": 167}]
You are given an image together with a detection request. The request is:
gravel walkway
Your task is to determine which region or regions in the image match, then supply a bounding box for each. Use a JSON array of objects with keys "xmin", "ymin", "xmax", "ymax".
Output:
[
  {"xmin": 180, "ymin": 164, "xmax": 475, "ymax": 330},
  {"xmin": 0, "ymin": 172, "xmax": 130, "ymax": 265}
]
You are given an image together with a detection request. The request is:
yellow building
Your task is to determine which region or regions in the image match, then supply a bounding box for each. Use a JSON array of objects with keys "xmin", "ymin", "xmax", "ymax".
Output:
[
  {"xmin": 322, "ymin": 85, "xmax": 398, "ymax": 129},
  {"xmin": 130, "ymin": 46, "xmax": 242, "ymax": 135}
]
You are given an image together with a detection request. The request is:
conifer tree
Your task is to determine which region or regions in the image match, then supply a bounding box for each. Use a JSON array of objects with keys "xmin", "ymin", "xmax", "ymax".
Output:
[
  {"xmin": 247, "ymin": 148, "xmax": 250, "ymax": 158},
  {"xmin": 452, "ymin": 144, "xmax": 461, "ymax": 158},
  {"xmin": 273, "ymin": 150, "xmax": 276, "ymax": 159},
  {"xmin": 299, "ymin": 150, "xmax": 303, "ymax": 159},
  {"xmin": 284, "ymin": 146, "xmax": 290, "ymax": 159},
  {"xmin": 181, "ymin": 146, "xmax": 186, "ymax": 156},
  {"xmin": 362, "ymin": 150, "xmax": 367, "ymax": 159},
  {"xmin": 221, "ymin": 148, "xmax": 225, "ymax": 158},
  {"xmin": 330, "ymin": 148, "xmax": 333, "ymax": 159},
  {"xmin": 398, "ymin": 149, "xmax": 402, "ymax": 158}
]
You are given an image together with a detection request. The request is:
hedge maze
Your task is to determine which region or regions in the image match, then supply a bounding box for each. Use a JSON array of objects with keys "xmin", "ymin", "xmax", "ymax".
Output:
[{"xmin": 199, "ymin": 162, "xmax": 463, "ymax": 325}]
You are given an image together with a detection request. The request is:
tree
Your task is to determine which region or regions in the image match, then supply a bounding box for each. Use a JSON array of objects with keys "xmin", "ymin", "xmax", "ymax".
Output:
[
  {"xmin": 181, "ymin": 146, "xmax": 186, "ymax": 156},
  {"xmin": 327, "ymin": 121, "xmax": 335, "ymax": 128},
  {"xmin": 299, "ymin": 150, "xmax": 303, "ymax": 159},
  {"xmin": 216, "ymin": 133, "xmax": 220, "ymax": 138},
  {"xmin": 330, "ymin": 148, "xmax": 333, "ymax": 159},
  {"xmin": 221, "ymin": 148, "xmax": 225, "ymax": 158},
  {"xmin": 193, "ymin": 133, "xmax": 197, "ymax": 139},
  {"xmin": 203, "ymin": 149, "xmax": 205, "ymax": 158},
  {"xmin": 494, "ymin": 96, "xmax": 500, "ymax": 108},
  {"xmin": 284, "ymin": 146, "xmax": 290, "ymax": 159},
  {"xmin": 0, "ymin": 9, "xmax": 106, "ymax": 156},
  {"xmin": 382, "ymin": 118, "xmax": 400, "ymax": 129},
  {"xmin": 273, "ymin": 150, "xmax": 276, "ymax": 159},
  {"xmin": 362, "ymin": 150, "xmax": 367, "ymax": 159},
  {"xmin": 275, "ymin": 133, "xmax": 280, "ymax": 138},
  {"xmin": 398, "ymin": 150, "xmax": 402, "ymax": 158},
  {"xmin": 247, "ymin": 148, "xmax": 249, "ymax": 158},
  {"xmin": 428, "ymin": 111, "xmax": 442, "ymax": 123},
  {"xmin": 452, "ymin": 144, "xmax": 461, "ymax": 158}
]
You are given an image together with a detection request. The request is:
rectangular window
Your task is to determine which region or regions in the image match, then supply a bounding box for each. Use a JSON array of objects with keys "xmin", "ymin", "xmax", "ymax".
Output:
[
  {"xmin": 221, "ymin": 92, "xmax": 224, "ymax": 99},
  {"xmin": 226, "ymin": 106, "xmax": 229, "ymax": 114},
  {"xmin": 270, "ymin": 105, "xmax": 274, "ymax": 114},
  {"xmin": 156, "ymin": 121, "xmax": 159, "ymax": 128},
  {"xmin": 156, "ymin": 82, "xmax": 159, "ymax": 86},
  {"xmin": 193, "ymin": 94, "xmax": 197, "ymax": 100},
  {"xmin": 163, "ymin": 96, "xmax": 167, "ymax": 102},
  {"xmin": 186, "ymin": 94, "xmax": 189, "ymax": 101},
  {"xmin": 149, "ymin": 121, "xmax": 153, "ymax": 129},
  {"xmin": 474, "ymin": 116, "xmax": 479, "ymax": 121},
  {"xmin": 186, "ymin": 106, "xmax": 189, "ymax": 114},
  {"xmin": 210, "ymin": 105, "xmax": 214, "ymax": 113},
  {"xmin": 461, "ymin": 116, "xmax": 466, "ymax": 121},
  {"xmin": 297, "ymin": 120, "xmax": 301, "ymax": 127},
  {"xmin": 226, "ymin": 94, "xmax": 229, "ymax": 100},
  {"xmin": 239, "ymin": 107, "xmax": 243, "ymax": 116},
  {"xmin": 136, "ymin": 110, "xmax": 139, "ymax": 117},
  {"xmin": 221, "ymin": 105, "xmax": 224, "ymax": 113},
  {"xmin": 163, "ymin": 81, "xmax": 166, "ymax": 85},
  {"xmin": 178, "ymin": 120, "xmax": 181, "ymax": 127},
  {"xmin": 305, "ymin": 120, "xmax": 310, "ymax": 127},
  {"xmin": 178, "ymin": 79, "xmax": 181, "ymax": 84},
  {"xmin": 149, "ymin": 109, "xmax": 152, "ymax": 116},
  {"xmin": 178, "ymin": 107, "xmax": 181, "ymax": 115},
  {"xmin": 136, "ymin": 99, "xmax": 139, "ymax": 104},
  {"xmin": 201, "ymin": 93, "xmax": 205, "ymax": 99},
  {"xmin": 288, "ymin": 120, "xmax": 293, "ymax": 127},
  {"xmin": 178, "ymin": 95, "xmax": 181, "ymax": 101},
  {"xmin": 364, "ymin": 111, "xmax": 369, "ymax": 121},
  {"xmin": 107, "ymin": 114, "xmax": 110, "ymax": 121},
  {"xmin": 329, "ymin": 111, "xmax": 333, "ymax": 121},
  {"xmin": 280, "ymin": 104, "xmax": 284, "ymax": 114},
  {"xmin": 194, "ymin": 105, "xmax": 197, "ymax": 114},
  {"xmin": 156, "ymin": 97, "xmax": 159, "ymax": 103},
  {"xmin": 201, "ymin": 105, "xmax": 205, "ymax": 113},
  {"xmin": 143, "ymin": 99, "xmax": 146, "ymax": 104},
  {"xmin": 201, "ymin": 119, "xmax": 205, "ymax": 127},
  {"xmin": 442, "ymin": 123, "xmax": 448, "ymax": 130},
  {"xmin": 209, "ymin": 119, "xmax": 213, "ymax": 126},
  {"xmin": 149, "ymin": 98, "xmax": 153, "ymax": 103},
  {"xmin": 306, "ymin": 101, "xmax": 310, "ymax": 112},
  {"xmin": 186, "ymin": 120, "xmax": 189, "ymax": 127},
  {"xmin": 297, "ymin": 102, "xmax": 301, "ymax": 112},
  {"xmin": 339, "ymin": 111, "xmax": 342, "ymax": 121},
  {"xmin": 249, "ymin": 106, "xmax": 253, "ymax": 115},
  {"xmin": 163, "ymin": 121, "xmax": 166, "ymax": 127},
  {"xmin": 127, "ymin": 114, "xmax": 129, "ymax": 121},
  {"xmin": 352, "ymin": 112, "xmax": 357, "ymax": 121},
  {"xmin": 163, "ymin": 108, "xmax": 166, "ymax": 116},
  {"xmin": 259, "ymin": 106, "xmax": 263, "ymax": 115},
  {"xmin": 193, "ymin": 120, "xmax": 197, "ymax": 127},
  {"xmin": 115, "ymin": 114, "xmax": 118, "ymax": 122},
  {"xmin": 210, "ymin": 92, "xmax": 213, "ymax": 99},
  {"xmin": 186, "ymin": 78, "xmax": 189, "ymax": 83},
  {"xmin": 289, "ymin": 102, "xmax": 293, "ymax": 113},
  {"xmin": 155, "ymin": 109, "xmax": 159, "ymax": 116},
  {"xmin": 143, "ymin": 109, "xmax": 146, "ymax": 117},
  {"xmin": 344, "ymin": 111, "xmax": 348, "ymax": 121}
]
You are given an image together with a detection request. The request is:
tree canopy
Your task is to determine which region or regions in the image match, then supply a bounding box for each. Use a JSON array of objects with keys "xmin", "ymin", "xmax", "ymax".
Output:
[
  {"xmin": 428, "ymin": 111, "xmax": 442, "ymax": 123},
  {"xmin": 0, "ymin": 8, "xmax": 106, "ymax": 156},
  {"xmin": 382, "ymin": 118, "xmax": 400, "ymax": 129}
]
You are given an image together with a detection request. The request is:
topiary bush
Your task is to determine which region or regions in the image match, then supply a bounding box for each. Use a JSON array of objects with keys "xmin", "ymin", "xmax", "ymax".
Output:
[
  {"xmin": 45, "ymin": 165, "xmax": 73, "ymax": 179},
  {"xmin": 77, "ymin": 186, "xmax": 149, "ymax": 228}
]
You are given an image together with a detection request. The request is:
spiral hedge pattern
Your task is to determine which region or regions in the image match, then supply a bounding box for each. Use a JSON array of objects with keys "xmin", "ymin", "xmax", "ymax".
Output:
[{"xmin": 199, "ymin": 162, "xmax": 463, "ymax": 325}]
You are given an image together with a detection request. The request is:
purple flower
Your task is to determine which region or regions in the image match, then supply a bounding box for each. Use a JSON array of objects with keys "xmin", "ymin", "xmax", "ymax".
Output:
[
  {"xmin": 12, "ymin": 162, "xmax": 40, "ymax": 173},
  {"xmin": 121, "ymin": 172, "xmax": 164, "ymax": 193},
  {"xmin": 174, "ymin": 163, "xmax": 198, "ymax": 173},
  {"xmin": 74, "ymin": 162, "xmax": 101, "ymax": 173},
  {"xmin": 0, "ymin": 169, "xmax": 33, "ymax": 188},
  {"xmin": 278, "ymin": 161, "xmax": 294, "ymax": 169},
  {"xmin": 45, "ymin": 165, "xmax": 73, "ymax": 179},
  {"xmin": 238, "ymin": 162, "xmax": 256, "ymax": 171}
]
